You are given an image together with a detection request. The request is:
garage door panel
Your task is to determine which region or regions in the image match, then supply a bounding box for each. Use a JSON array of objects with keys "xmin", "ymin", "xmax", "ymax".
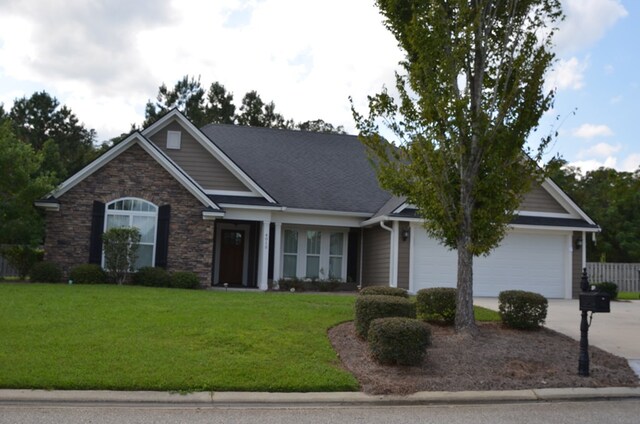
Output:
[{"xmin": 413, "ymin": 230, "xmax": 567, "ymax": 298}]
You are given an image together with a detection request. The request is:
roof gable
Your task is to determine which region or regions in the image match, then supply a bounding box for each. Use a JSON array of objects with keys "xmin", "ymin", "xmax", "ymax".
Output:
[
  {"xmin": 47, "ymin": 132, "xmax": 221, "ymax": 212},
  {"xmin": 142, "ymin": 110, "xmax": 276, "ymax": 203}
]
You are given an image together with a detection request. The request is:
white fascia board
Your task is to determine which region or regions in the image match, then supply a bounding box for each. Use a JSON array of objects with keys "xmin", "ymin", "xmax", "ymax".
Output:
[
  {"xmin": 281, "ymin": 207, "xmax": 371, "ymax": 217},
  {"xmin": 392, "ymin": 202, "xmax": 417, "ymax": 214},
  {"xmin": 360, "ymin": 215, "xmax": 423, "ymax": 227},
  {"xmin": 509, "ymin": 223, "xmax": 600, "ymax": 233},
  {"xmin": 273, "ymin": 211, "xmax": 362, "ymax": 228},
  {"xmin": 202, "ymin": 210, "xmax": 225, "ymax": 220},
  {"xmin": 33, "ymin": 201, "xmax": 60, "ymax": 211},
  {"xmin": 515, "ymin": 210, "xmax": 575, "ymax": 218},
  {"xmin": 218, "ymin": 203, "xmax": 284, "ymax": 211},
  {"xmin": 142, "ymin": 110, "xmax": 277, "ymax": 204},
  {"xmin": 204, "ymin": 189, "xmax": 262, "ymax": 197},
  {"xmin": 542, "ymin": 178, "xmax": 596, "ymax": 225}
]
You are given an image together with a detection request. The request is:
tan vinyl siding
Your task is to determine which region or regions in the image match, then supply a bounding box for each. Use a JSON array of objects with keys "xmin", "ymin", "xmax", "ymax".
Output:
[
  {"xmin": 519, "ymin": 184, "xmax": 567, "ymax": 213},
  {"xmin": 362, "ymin": 226, "xmax": 390, "ymax": 286},
  {"xmin": 397, "ymin": 225, "xmax": 410, "ymax": 290},
  {"xmin": 150, "ymin": 121, "xmax": 248, "ymax": 192}
]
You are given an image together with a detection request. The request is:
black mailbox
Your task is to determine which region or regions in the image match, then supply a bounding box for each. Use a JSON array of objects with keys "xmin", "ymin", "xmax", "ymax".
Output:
[{"xmin": 579, "ymin": 291, "xmax": 611, "ymax": 313}]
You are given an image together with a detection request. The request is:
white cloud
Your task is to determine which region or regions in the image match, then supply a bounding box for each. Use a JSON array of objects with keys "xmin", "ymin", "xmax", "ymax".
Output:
[
  {"xmin": 546, "ymin": 57, "xmax": 588, "ymax": 91},
  {"xmin": 621, "ymin": 154, "xmax": 640, "ymax": 172},
  {"xmin": 579, "ymin": 142, "xmax": 621, "ymax": 159},
  {"xmin": 572, "ymin": 124, "xmax": 614, "ymax": 139},
  {"xmin": 569, "ymin": 157, "xmax": 617, "ymax": 173},
  {"xmin": 554, "ymin": 0, "xmax": 628, "ymax": 54}
]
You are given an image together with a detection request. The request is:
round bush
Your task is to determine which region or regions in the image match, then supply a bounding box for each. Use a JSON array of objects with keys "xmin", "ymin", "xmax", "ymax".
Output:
[
  {"xmin": 359, "ymin": 286, "xmax": 409, "ymax": 298},
  {"xmin": 354, "ymin": 295, "xmax": 416, "ymax": 339},
  {"xmin": 170, "ymin": 271, "xmax": 201, "ymax": 289},
  {"xmin": 594, "ymin": 282, "xmax": 618, "ymax": 300},
  {"xmin": 368, "ymin": 317, "xmax": 431, "ymax": 365},
  {"xmin": 132, "ymin": 267, "xmax": 171, "ymax": 287},
  {"xmin": 498, "ymin": 290, "xmax": 548, "ymax": 330},
  {"xmin": 69, "ymin": 264, "xmax": 108, "ymax": 284},
  {"xmin": 29, "ymin": 261, "xmax": 63, "ymax": 283},
  {"xmin": 416, "ymin": 287, "xmax": 456, "ymax": 324}
]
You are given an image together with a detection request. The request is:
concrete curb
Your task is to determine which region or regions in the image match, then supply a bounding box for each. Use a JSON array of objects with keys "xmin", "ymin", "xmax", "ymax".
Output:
[{"xmin": 1, "ymin": 387, "xmax": 639, "ymax": 407}]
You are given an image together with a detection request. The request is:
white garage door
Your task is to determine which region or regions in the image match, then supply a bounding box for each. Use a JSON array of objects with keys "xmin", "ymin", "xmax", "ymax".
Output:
[{"xmin": 412, "ymin": 230, "xmax": 569, "ymax": 298}]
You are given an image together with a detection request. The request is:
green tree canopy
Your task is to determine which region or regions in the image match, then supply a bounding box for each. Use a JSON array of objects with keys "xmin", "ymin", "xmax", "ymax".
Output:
[
  {"xmin": 0, "ymin": 121, "xmax": 55, "ymax": 245},
  {"xmin": 143, "ymin": 75, "xmax": 343, "ymax": 132},
  {"xmin": 9, "ymin": 91, "xmax": 96, "ymax": 180},
  {"xmin": 547, "ymin": 159, "xmax": 640, "ymax": 263},
  {"xmin": 354, "ymin": 0, "xmax": 562, "ymax": 334}
]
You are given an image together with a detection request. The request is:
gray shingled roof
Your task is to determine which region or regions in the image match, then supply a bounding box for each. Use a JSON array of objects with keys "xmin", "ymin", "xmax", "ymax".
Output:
[{"xmin": 199, "ymin": 124, "xmax": 392, "ymax": 214}]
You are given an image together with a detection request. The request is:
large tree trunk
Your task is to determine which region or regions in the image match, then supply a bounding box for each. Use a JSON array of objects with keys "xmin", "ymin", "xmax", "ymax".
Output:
[
  {"xmin": 455, "ymin": 172, "xmax": 479, "ymax": 336},
  {"xmin": 455, "ymin": 236, "xmax": 478, "ymax": 336}
]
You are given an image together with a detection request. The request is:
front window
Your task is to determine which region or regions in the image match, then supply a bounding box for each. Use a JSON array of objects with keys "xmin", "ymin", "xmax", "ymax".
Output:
[
  {"xmin": 282, "ymin": 228, "xmax": 347, "ymax": 281},
  {"xmin": 104, "ymin": 198, "xmax": 158, "ymax": 269}
]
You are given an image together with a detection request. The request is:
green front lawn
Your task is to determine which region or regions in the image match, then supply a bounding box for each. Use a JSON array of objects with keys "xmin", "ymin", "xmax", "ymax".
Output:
[
  {"xmin": 0, "ymin": 284, "xmax": 358, "ymax": 392},
  {"xmin": 618, "ymin": 291, "xmax": 640, "ymax": 300}
]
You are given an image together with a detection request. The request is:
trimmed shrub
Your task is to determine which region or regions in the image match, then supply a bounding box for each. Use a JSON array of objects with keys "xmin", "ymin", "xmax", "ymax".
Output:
[
  {"xmin": 102, "ymin": 227, "xmax": 140, "ymax": 285},
  {"xmin": 69, "ymin": 264, "xmax": 108, "ymax": 284},
  {"xmin": 132, "ymin": 267, "xmax": 171, "ymax": 287},
  {"xmin": 594, "ymin": 282, "xmax": 618, "ymax": 300},
  {"xmin": 354, "ymin": 295, "xmax": 416, "ymax": 339},
  {"xmin": 170, "ymin": 271, "xmax": 201, "ymax": 289},
  {"xmin": 359, "ymin": 286, "xmax": 409, "ymax": 298},
  {"xmin": 29, "ymin": 261, "xmax": 63, "ymax": 283},
  {"xmin": 498, "ymin": 290, "xmax": 548, "ymax": 330},
  {"xmin": 278, "ymin": 278, "xmax": 305, "ymax": 292},
  {"xmin": 368, "ymin": 317, "xmax": 431, "ymax": 365},
  {"xmin": 416, "ymin": 287, "xmax": 457, "ymax": 324}
]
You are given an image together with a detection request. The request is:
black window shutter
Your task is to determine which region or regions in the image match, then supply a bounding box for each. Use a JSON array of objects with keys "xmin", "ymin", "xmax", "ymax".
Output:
[
  {"xmin": 88, "ymin": 201, "xmax": 105, "ymax": 264},
  {"xmin": 347, "ymin": 229, "xmax": 359, "ymax": 283},
  {"xmin": 155, "ymin": 205, "xmax": 170, "ymax": 268}
]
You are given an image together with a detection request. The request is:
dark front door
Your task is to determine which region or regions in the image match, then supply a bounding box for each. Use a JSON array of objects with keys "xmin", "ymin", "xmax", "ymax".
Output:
[{"xmin": 219, "ymin": 229, "xmax": 245, "ymax": 284}]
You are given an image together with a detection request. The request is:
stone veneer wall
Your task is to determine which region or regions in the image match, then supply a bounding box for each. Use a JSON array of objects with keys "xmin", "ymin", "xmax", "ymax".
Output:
[{"xmin": 44, "ymin": 143, "xmax": 214, "ymax": 284}]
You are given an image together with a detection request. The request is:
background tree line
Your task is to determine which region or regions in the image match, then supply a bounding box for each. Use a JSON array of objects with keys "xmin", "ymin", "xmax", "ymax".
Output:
[{"xmin": 545, "ymin": 157, "xmax": 640, "ymax": 263}]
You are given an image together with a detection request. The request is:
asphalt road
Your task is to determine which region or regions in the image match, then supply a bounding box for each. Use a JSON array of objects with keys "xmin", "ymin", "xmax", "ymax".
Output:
[{"xmin": 1, "ymin": 400, "xmax": 640, "ymax": 424}]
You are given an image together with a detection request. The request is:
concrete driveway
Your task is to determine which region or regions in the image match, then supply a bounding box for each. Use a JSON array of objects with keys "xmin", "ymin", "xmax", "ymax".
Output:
[{"xmin": 474, "ymin": 298, "xmax": 640, "ymax": 374}]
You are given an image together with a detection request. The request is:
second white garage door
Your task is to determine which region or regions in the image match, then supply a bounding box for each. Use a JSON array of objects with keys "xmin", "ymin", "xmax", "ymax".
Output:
[{"xmin": 411, "ymin": 229, "xmax": 569, "ymax": 298}]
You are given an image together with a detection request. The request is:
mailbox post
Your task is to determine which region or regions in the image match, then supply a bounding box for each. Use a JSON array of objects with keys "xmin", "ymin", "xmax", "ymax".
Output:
[{"xmin": 578, "ymin": 268, "xmax": 611, "ymax": 377}]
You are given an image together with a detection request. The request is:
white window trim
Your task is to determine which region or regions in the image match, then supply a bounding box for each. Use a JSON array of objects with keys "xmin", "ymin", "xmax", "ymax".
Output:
[
  {"xmin": 102, "ymin": 197, "xmax": 158, "ymax": 270},
  {"xmin": 280, "ymin": 225, "xmax": 348, "ymax": 281}
]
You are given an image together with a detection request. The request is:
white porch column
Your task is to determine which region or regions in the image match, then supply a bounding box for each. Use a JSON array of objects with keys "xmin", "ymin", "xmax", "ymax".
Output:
[
  {"xmin": 258, "ymin": 220, "xmax": 271, "ymax": 290},
  {"xmin": 408, "ymin": 222, "xmax": 417, "ymax": 293},
  {"xmin": 272, "ymin": 222, "xmax": 282, "ymax": 283},
  {"xmin": 390, "ymin": 221, "xmax": 399, "ymax": 288}
]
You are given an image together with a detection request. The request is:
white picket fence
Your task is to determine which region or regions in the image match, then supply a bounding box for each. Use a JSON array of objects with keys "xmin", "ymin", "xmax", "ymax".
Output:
[{"xmin": 586, "ymin": 262, "xmax": 640, "ymax": 292}]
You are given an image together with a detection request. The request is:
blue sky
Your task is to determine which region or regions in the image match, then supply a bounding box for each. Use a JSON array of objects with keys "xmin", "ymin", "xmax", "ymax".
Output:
[{"xmin": 0, "ymin": 0, "xmax": 635, "ymax": 173}]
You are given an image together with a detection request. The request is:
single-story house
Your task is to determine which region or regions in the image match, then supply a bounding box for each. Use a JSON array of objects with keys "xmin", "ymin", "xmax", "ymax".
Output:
[{"xmin": 36, "ymin": 109, "xmax": 599, "ymax": 298}]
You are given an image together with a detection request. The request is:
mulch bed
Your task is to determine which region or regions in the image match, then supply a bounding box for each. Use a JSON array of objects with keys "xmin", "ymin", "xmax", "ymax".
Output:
[{"xmin": 328, "ymin": 321, "xmax": 639, "ymax": 394}]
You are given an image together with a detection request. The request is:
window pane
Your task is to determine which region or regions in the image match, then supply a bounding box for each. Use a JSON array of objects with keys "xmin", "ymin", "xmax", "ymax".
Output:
[
  {"xmin": 283, "ymin": 255, "xmax": 297, "ymax": 278},
  {"xmin": 106, "ymin": 214, "xmax": 129, "ymax": 229},
  {"xmin": 329, "ymin": 257, "xmax": 342, "ymax": 280},
  {"xmin": 132, "ymin": 215, "xmax": 156, "ymax": 244},
  {"xmin": 330, "ymin": 233, "xmax": 343, "ymax": 255},
  {"xmin": 306, "ymin": 231, "xmax": 321, "ymax": 254},
  {"xmin": 284, "ymin": 229, "xmax": 298, "ymax": 254},
  {"xmin": 306, "ymin": 256, "xmax": 319, "ymax": 279},
  {"xmin": 134, "ymin": 244, "xmax": 154, "ymax": 270}
]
